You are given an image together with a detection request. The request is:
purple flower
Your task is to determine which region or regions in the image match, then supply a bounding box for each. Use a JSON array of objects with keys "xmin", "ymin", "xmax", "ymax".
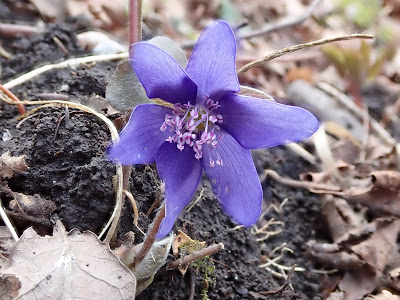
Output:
[{"xmin": 108, "ymin": 21, "xmax": 319, "ymax": 238}]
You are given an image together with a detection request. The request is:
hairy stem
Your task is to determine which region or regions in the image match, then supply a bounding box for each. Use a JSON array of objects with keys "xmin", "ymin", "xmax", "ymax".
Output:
[
  {"xmin": 129, "ymin": 0, "xmax": 142, "ymax": 45},
  {"xmin": 134, "ymin": 203, "xmax": 166, "ymax": 266},
  {"xmin": 237, "ymin": 34, "xmax": 374, "ymax": 75}
]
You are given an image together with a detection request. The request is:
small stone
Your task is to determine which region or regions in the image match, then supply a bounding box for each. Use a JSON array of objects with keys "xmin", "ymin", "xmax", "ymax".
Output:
[{"xmin": 235, "ymin": 287, "xmax": 248, "ymax": 296}]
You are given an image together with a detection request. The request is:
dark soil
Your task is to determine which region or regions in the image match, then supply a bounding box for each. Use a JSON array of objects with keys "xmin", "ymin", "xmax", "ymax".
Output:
[{"xmin": 0, "ymin": 13, "xmax": 324, "ymax": 300}]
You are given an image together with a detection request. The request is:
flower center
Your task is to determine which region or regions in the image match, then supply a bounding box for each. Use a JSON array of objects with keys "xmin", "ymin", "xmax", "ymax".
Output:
[{"xmin": 160, "ymin": 98, "xmax": 224, "ymax": 167}]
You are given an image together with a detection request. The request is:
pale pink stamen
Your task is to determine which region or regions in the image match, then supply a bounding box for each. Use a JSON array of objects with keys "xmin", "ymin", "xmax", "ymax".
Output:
[{"xmin": 161, "ymin": 98, "xmax": 224, "ymax": 166}]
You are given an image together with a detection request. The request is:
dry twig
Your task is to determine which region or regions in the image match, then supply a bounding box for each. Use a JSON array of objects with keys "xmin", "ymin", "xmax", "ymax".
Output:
[
  {"xmin": 239, "ymin": 0, "xmax": 321, "ymax": 40},
  {"xmin": 168, "ymin": 243, "xmax": 224, "ymax": 270},
  {"xmin": 237, "ymin": 34, "xmax": 374, "ymax": 75}
]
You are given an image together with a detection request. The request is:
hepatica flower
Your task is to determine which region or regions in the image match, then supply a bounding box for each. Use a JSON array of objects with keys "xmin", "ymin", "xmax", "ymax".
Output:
[{"xmin": 108, "ymin": 21, "xmax": 319, "ymax": 238}]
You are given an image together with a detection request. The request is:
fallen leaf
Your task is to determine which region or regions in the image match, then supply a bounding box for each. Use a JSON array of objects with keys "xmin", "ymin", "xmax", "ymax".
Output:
[
  {"xmin": 0, "ymin": 275, "xmax": 21, "ymax": 300},
  {"xmin": 0, "ymin": 226, "xmax": 16, "ymax": 254},
  {"xmin": 0, "ymin": 221, "xmax": 136, "ymax": 299},
  {"xmin": 0, "ymin": 152, "xmax": 29, "ymax": 179},
  {"xmin": 9, "ymin": 192, "xmax": 56, "ymax": 218},
  {"xmin": 346, "ymin": 171, "xmax": 400, "ymax": 217},
  {"xmin": 31, "ymin": 0, "xmax": 66, "ymax": 21},
  {"xmin": 365, "ymin": 290, "xmax": 400, "ymax": 300},
  {"xmin": 338, "ymin": 267, "xmax": 376, "ymax": 300}
]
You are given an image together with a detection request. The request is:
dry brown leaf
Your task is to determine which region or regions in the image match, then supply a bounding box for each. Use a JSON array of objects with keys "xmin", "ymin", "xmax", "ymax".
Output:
[
  {"xmin": 322, "ymin": 197, "xmax": 367, "ymax": 243},
  {"xmin": 309, "ymin": 218, "xmax": 400, "ymax": 300},
  {"xmin": 0, "ymin": 152, "xmax": 29, "ymax": 179},
  {"xmin": 351, "ymin": 219, "xmax": 400, "ymax": 274},
  {"xmin": 347, "ymin": 171, "xmax": 400, "ymax": 216},
  {"xmin": 0, "ymin": 221, "xmax": 136, "ymax": 299},
  {"xmin": 338, "ymin": 267, "xmax": 376, "ymax": 300},
  {"xmin": 0, "ymin": 226, "xmax": 16, "ymax": 254},
  {"xmin": 0, "ymin": 275, "xmax": 21, "ymax": 300},
  {"xmin": 171, "ymin": 230, "xmax": 205, "ymax": 275},
  {"xmin": 31, "ymin": 0, "xmax": 66, "ymax": 21},
  {"xmin": 365, "ymin": 290, "xmax": 400, "ymax": 300},
  {"xmin": 9, "ymin": 192, "xmax": 56, "ymax": 218}
]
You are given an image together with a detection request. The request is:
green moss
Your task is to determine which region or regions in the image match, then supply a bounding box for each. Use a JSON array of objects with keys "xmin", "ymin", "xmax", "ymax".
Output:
[{"xmin": 178, "ymin": 239, "xmax": 216, "ymax": 295}]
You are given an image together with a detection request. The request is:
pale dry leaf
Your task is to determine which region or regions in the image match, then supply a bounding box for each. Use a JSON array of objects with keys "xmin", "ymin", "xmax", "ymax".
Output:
[
  {"xmin": 1, "ymin": 221, "xmax": 136, "ymax": 299},
  {"xmin": 31, "ymin": 0, "xmax": 66, "ymax": 21},
  {"xmin": 365, "ymin": 290, "xmax": 400, "ymax": 300},
  {"xmin": 0, "ymin": 152, "xmax": 29, "ymax": 179}
]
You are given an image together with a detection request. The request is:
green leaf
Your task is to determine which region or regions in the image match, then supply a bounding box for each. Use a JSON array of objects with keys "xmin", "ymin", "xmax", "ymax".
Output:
[
  {"xmin": 106, "ymin": 60, "xmax": 151, "ymax": 111},
  {"xmin": 147, "ymin": 36, "xmax": 188, "ymax": 68},
  {"xmin": 106, "ymin": 36, "xmax": 187, "ymax": 111}
]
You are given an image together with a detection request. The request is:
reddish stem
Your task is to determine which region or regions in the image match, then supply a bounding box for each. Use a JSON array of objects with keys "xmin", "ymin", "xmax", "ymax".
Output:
[
  {"xmin": 129, "ymin": 0, "xmax": 142, "ymax": 46},
  {"xmin": 134, "ymin": 203, "xmax": 166, "ymax": 267},
  {"xmin": 0, "ymin": 83, "xmax": 25, "ymax": 114}
]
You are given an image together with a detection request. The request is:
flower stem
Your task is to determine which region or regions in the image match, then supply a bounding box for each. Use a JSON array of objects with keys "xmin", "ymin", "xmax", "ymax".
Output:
[
  {"xmin": 129, "ymin": 0, "xmax": 142, "ymax": 46},
  {"xmin": 134, "ymin": 203, "xmax": 166, "ymax": 266}
]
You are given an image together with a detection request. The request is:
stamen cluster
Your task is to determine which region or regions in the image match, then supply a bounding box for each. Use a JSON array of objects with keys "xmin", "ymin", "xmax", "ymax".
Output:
[{"xmin": 160, "ymin": 98, "xmax": 224, "ymax": 166}]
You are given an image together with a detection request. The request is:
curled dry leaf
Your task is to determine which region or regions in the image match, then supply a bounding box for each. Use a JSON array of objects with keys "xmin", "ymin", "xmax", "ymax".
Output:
[
  {"xmin": 0, "ymin": 221, "xmax": 136, "ymax": 299},
  {"xmin": 9, "ymin": 192, "xmax": 56, "ymax": 218},
  {"xmin": 0, "ymin": 152, "xmax": 28, "ymax": 179},
  {"xmin": 347, "ymin": 171, "xmax": 400, "ymax": 217},
  {"xmin": 309, "ymin": 218, "xmax": 400, "ymax": 300}
]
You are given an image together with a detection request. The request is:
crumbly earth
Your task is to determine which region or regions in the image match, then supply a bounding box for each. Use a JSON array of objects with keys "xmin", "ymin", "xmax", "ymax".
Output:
[{"xmin": 0, "ymin": 18, "xmax": 324, "ymax": 300}]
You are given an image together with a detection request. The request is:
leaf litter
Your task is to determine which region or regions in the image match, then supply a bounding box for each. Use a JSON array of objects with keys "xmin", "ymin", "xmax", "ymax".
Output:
[{"xmin": 0, "ymin": 221, "xmax": 136, "ymax": 299}]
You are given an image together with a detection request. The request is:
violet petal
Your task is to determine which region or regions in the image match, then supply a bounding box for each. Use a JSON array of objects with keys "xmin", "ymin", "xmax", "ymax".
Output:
[
  {"xmin": 219, "ymin": 93, "xmax": 319, "ymax": 149},
  {"xmin": 156, "ymin": 143, "xmax": 202, "ymax": 238},
  {"xmin": 185, "ymin": 20, "xmax": 239, "ymax": 102},
  {"xmin": 202, "ymin": 130, "xmax": 262, "ymax": 226},
  {"xmin": 107, "ymin": 104, "xmax": 170, "ymax": 165},
  {"xmin": 130, "ymin": 43, "xmax": 198, "ymax": 104}
]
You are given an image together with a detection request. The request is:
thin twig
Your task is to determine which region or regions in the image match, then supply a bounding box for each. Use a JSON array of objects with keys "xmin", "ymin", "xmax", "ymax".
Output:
[
  {"xmin": 0, "ymin": 198, "xmax": 19, "ymax": 242},
  {"xmin": 239, "ymin": 0, "xmax": 321, "ymax": 40},
  {"xmin": 168, "ymin": 243, "xmax": 224, "ymax": 270},
  {"xmin": 0, "ymin": 22, "xmax": 42, "ymax": 38},
  {"xmin": 237, "ymin": 34, "xmax": 374, "ymax": 75},
  {"xmin": 134, "ymin": 203, "xmax": 166, "ymax": 266},
  {"xmin": 3, "ymin": 52, "xmax": 128, "ymax": 89},
  {"xmin": 317, "ymin": 82, "xmax": 396, "ymax": 145},
  {"xmin": 180, "ymin": 0, "xmax": 321, "ymax": 49},
  {"xmin": 188, "ymin": 270, "xmax": 196, "ymax": 300},
  {"xmin": 264, "ymin": 169, "xmax": 341, "ymax": 191},
  {"xmin": 123, "ymin": 189, "xmax": 145, "ymax": 236},
  {"xmin": 257, "ymin": 265, "xmax": 296, "ymax": 295}
]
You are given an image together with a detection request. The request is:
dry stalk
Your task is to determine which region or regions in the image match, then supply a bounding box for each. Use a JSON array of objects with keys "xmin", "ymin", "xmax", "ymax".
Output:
[
  {"xmin": 168, "ymin": 243, "xmax": 224, "ymax": 270},
  {"xmin": 0, "ymin": 198, "xmax": 19, "ymax": 242},
  {"xmin": 3, "ymin": 52, "xmax": 128, "ymax": 89},
  {"xmin": 237, "ymin": 34, "xmax": 374, "ymax": 75}
]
